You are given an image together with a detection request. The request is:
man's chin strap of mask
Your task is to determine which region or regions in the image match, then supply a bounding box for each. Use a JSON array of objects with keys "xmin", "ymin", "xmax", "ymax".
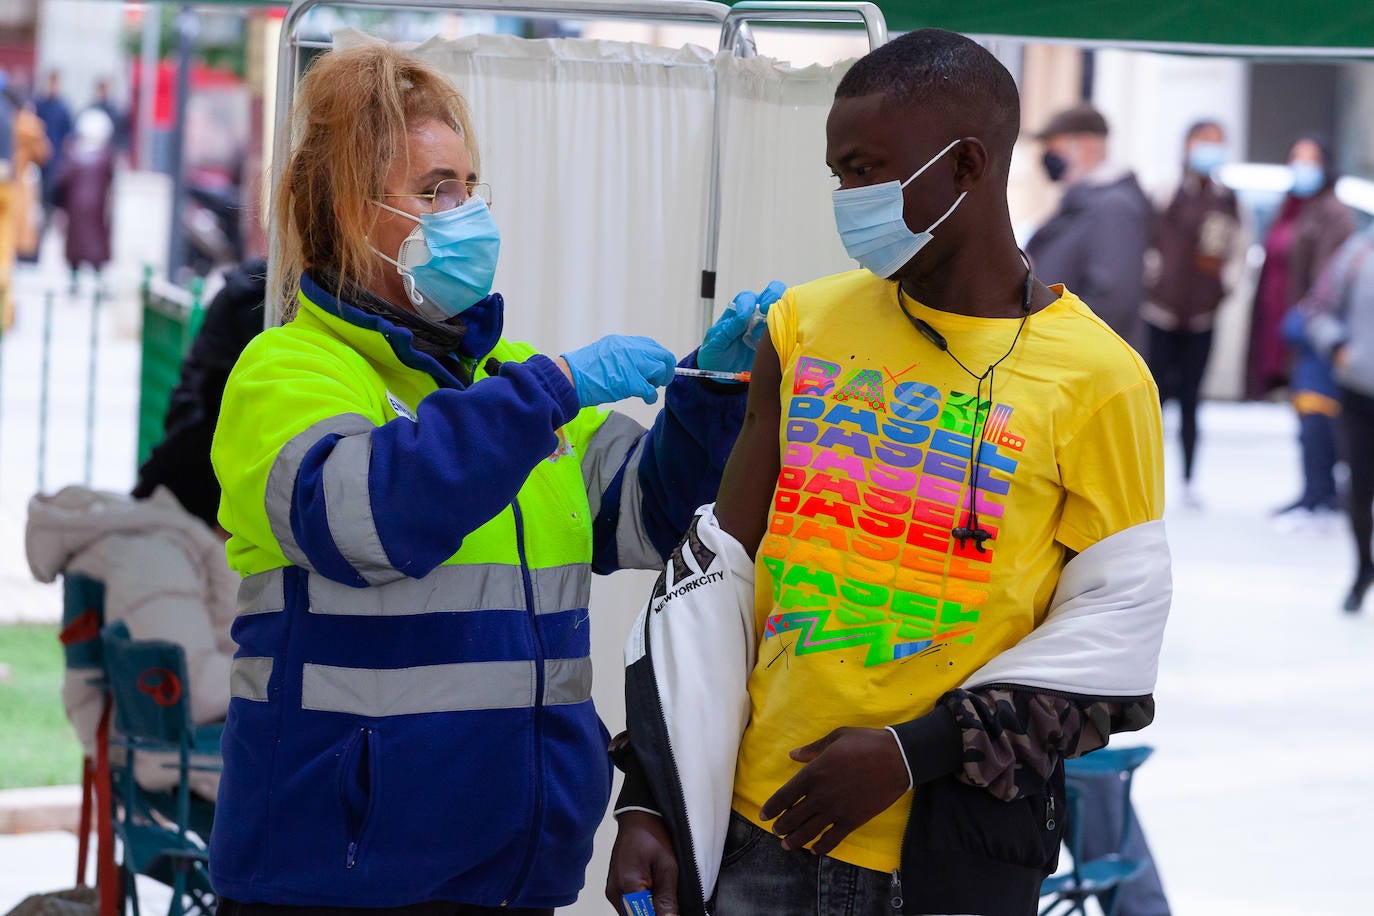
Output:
[
  {"xmin": 900, "ymin": 137, "xmax": 968, "ymax": 225},
  {"xmin": 896, "ymin": 138, "xmax": 968, "ymax": 271},
  {"xmin": 919, "ymin": 190, "xmax": 967, "ymax": 242}
]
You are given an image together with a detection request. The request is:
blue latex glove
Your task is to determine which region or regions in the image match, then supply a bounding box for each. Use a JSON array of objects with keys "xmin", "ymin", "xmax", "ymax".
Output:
[
  {"xmin": 698, "ymin": 280, "xmax": 787, "ymax": 372},
  {"xmin": 562, "ymin": 335, "xmax": 677, "ymax": 408}
]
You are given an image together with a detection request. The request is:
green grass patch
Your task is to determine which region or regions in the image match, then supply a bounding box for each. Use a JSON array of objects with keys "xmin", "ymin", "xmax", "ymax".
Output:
[{"xmin": 0, "ymin": 624, "xmax": 82, "ymax": 789}]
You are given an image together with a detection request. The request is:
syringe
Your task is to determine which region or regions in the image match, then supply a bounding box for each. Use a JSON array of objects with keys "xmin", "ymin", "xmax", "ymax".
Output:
[{"xmin": 673, "ymin": 367, "xmax": 751, "ymax": 383}]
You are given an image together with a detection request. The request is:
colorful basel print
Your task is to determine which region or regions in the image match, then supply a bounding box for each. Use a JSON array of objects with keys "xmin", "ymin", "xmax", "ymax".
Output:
[{"xmin": 759, "ymin": 354, "xmax": 1026, "ymax": 667}]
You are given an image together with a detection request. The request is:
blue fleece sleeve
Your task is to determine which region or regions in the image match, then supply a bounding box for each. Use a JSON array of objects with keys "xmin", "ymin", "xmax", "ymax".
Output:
[
  {"xmin": 291, "ymin": 354, "xmax": 580, "ymax": 582},
  {"xmin": 590, "ymin": 350, "xmax": 748, "ymax": 573}
]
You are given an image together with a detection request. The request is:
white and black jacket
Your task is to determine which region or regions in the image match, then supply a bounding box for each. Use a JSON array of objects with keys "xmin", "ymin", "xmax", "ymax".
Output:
[{"xmin": 618, "ymin": 504, "xmax": 1170, "ymax": 916}]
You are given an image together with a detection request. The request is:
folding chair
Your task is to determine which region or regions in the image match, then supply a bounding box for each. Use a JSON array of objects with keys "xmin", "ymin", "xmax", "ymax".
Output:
[
  {"xmin": 1039, "ymin": 746, "xmax": 1155, "ymax": 916},
  {"xmin": 59, "ymin": 574, "xmax": 117, "ymax": 916},
  {"xmin": 100, "ymin": 621, "xmax": 221, "ymax": 916}
]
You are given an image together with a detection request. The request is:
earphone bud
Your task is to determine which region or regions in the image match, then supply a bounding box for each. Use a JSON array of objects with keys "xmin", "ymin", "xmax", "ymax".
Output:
[{"xmin": 951, "ymin": 525, "xmax": 992, "ymax": 553}]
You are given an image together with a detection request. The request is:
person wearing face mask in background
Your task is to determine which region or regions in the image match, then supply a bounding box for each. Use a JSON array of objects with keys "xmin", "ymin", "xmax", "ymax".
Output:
[
  {"xmin": 607, "ymin": 30, "xmax": 1169, "ymax": 916},
  {"xmin": 210, "ymin": 44, "xmax": 772, "ymax": 916},
  {"xmin": 1141, "ymin": 120, "xmax": 1242, "ymax": 509},
  {"xmin": 1025, "ymin": 104, "xmax": 1154, "ymax": 350},
  {"xmin": 1247, "ymin": 135, "xmax": 1355, "ymax": 522}
]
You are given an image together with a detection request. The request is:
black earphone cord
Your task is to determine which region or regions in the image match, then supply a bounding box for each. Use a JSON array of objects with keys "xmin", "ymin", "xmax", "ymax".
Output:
[{"xmin": 895, "ymin": 262, "xmax": 1034, "ymax": 553}]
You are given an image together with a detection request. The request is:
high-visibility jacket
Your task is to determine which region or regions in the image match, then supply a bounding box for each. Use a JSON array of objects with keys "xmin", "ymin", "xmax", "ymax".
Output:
[{"xmin": 209, "ymin": 273, "xmax": 746, "ymax": 908}]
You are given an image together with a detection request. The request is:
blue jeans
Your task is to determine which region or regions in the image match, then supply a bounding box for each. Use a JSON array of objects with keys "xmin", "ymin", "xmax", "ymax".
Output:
[{"xmin": 710, "ymin": 812, "xmax": 897, "ymax": 916}]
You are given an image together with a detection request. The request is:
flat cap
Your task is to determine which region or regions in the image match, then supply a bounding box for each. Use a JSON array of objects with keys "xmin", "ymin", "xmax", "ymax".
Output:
[{"xmin": 1036, "ymin": 104, "xmax": 1109, "ymax": 140}]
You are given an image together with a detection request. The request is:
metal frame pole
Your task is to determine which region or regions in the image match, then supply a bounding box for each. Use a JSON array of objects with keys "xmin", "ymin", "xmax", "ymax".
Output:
[
  {"xmin": 166, "ymin": 5, "xmax": 200, "ymax": 279},
  {"xmin": 38, "ymin": 292, "xmax": 54, "ymax": 494},
  {"xmin": 718, "ymin": 1, "xmax": 886, "ymax": 58},
  {"xmin": 139, "ymin": 2, "xmax": 161, "ymax": 171},
  {"xmin": 698, "ymin": 1, "xmax": 886, "ymax": 336},
  {"xmin": 84, "ymin": 288, "xmax": 102, "ymax": 486}
]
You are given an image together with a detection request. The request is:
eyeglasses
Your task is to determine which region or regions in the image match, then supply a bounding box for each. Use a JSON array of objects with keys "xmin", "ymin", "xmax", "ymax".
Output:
[{"xmin": 381, "ymin": 178, "xmax": 493, "ymax": 214}]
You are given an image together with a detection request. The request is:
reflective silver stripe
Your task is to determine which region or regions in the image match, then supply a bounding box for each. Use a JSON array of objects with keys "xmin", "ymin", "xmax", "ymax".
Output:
[
  {"xmin": 611, "ymin": 436, "xmax": 663, "ymax": 570},
  {"xmin": 300, "ymin": 657, "xmax": 593, "ymax": 716},
  {"xmin": 303, "ymin": 660, "xmax": 535, "ymax": 715},
  {"xmin": 237, "ymin": 569, "xmax": 286, "ymax": 616},
  {"xmin": 543, "ymin": 657, "xmax": 593, "ymax": 706},
  {"xmin": 264, "ymin": 413, "xmax": 376, "ymax": 572},
  {"xmin": 579, "ymin": 411, "xmax": 646, "ymax": 522},
  {"xmin": 320, "ymin": 433, "xmax": 397, "ymax": 585},
  {"xmin": 528, "ymin": 564, "xmax": 592, "ymax": 618},
  {"xmin": 230, "ymin": 657, "xmax": 274, "ymax": 702},
  {"xmin": 307, "ymin": 563, "xmax": 590, "ymax": 617}
]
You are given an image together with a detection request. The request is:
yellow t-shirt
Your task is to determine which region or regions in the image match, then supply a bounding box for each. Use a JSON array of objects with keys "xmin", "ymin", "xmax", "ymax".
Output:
[{"xmin": 731, "ymin": 270, "xmax": 1164, "ymax": 873}]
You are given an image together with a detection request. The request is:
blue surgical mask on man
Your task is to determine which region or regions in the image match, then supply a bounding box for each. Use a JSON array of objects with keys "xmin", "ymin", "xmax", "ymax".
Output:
[
  {"xmin": 1187, "ymin": 142, "xmax": 1227, "ymax": 177},
  {"xmin": 372, "ymin": 196, "xmax": 501, "ymax": 321},
  {"xmin": 832, "ymin": 138, "xmax": 967, "ymax": 279},
  {"xmin": 1290, "ymin": 161, "xmax": 1326, "ymax": 199}
]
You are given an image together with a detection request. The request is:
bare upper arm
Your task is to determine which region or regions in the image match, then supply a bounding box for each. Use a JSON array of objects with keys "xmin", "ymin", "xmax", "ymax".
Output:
[{"xmin": 714, "ymin": 333, "xmax": 783, "ymax": 558}]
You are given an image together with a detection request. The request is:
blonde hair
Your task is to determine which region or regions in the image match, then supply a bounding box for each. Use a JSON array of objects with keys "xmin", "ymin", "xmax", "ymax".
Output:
[{"xmin": 275, "ymin": 43, "xmax": 479, "ymax": 317}]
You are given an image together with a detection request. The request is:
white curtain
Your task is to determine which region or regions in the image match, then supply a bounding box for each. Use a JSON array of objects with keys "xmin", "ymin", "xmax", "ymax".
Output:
[
  {"xmin": 334, "ymin": 30, "xmax": 861, "ymax": 352},
  {"xmin": 401, "ymin": 32, "xmax": 718, "ymax": 360},
  {"xmin": 713, "ymin": 52, "xmax": 857, "ymax": 306}
]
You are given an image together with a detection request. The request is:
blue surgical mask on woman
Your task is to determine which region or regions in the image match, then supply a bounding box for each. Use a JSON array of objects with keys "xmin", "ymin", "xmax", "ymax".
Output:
[
  {"xmin": 1187, "ymin": 142, "xmax": 1227, "ymax": 177},
  {"xmin": 1290, "ymin": 161, "xmax": 1326, "ymax": 199},
  {"xmin": 372, "ymin": 196, "xmax": 501, "ymax": 321},
  {"xmin": 832, "ymin": 138, "xmax": 968, "ymax": 279}
]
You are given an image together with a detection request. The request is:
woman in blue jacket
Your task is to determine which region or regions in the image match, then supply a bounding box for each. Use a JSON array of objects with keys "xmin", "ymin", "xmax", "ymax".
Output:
[{"xmin": 210, "ymin": 43, "xmax": 768, "ymax": 916}]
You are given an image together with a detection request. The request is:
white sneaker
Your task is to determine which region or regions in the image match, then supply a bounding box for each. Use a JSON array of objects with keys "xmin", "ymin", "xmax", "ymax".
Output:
[
  {"xmin": 1271, "ymin": 507, "xmax": 1313, "ymax": 535},
  {"xmin": 1309, "ymin": 504, "xmax": 1343, "ymax": 535}
]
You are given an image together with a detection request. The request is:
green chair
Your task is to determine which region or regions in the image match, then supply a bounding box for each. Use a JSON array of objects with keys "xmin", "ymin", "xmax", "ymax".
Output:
[
  {"xmin": 99, "ymin": 621, "xmax": 220, "ymax": 916},
  {"xmin": 1039, "ymin": 746, "xmax": 1155, "ymax": 916}
]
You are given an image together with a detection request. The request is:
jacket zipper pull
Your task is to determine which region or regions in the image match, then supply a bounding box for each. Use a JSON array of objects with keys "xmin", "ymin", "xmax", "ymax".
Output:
[
  {"xmin": 346, "ymin": 840, "xmax": 359, "ymax": 869},
  {"xmin": 889, "ymin": 869, "xmax": 904, "ymax": 912},
  {"xmin": 1046, "ymin": 793, "xmax": 1057, "ymax": 831}
]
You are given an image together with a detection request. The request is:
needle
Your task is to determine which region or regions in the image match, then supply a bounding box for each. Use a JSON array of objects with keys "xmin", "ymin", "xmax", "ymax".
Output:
[{"xmin": 674, "ymin": 367, "xmax": 751, "ymax": 383}]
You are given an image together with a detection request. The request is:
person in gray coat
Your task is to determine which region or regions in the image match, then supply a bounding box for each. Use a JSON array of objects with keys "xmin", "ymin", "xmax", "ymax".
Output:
[
  {"xmin": 1027, "ymin": 105, "xmax": 1154, "ymax": 349},
  {"xmin": 1295, "ymin": 227, "xmax": 1374, "ymax": 611},
  {"xmin": 1027, "ymin": 108, "xmax": 1170, "ymax": 916}
]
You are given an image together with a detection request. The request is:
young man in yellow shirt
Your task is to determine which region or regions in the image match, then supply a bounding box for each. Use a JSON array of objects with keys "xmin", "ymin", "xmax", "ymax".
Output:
[{"xmin": 608, "ymin": 28, "xmax": 1169, "ymax": 916}]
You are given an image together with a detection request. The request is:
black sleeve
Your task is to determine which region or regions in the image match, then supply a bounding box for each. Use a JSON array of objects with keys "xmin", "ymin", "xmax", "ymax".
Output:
[
  {"xmin": 131, "ymin": 259, "xmax": 268, "ymax": 526},
  {"xmin": 610, "ymin": 732, "xmax": 663, "ymax": 816},
  {"xmin": 892, "ymin": 687, "xmax": 1155, "ymax": 802}
]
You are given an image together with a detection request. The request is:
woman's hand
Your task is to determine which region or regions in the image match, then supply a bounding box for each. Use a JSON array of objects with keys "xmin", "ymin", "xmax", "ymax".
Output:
[
  {"xmin": 698, "ymin": 281, "xmax": 786, "ymax": 373},
  {"xmin": 562, "ymin": 335, "xmax": 676, "ymax": 408}
]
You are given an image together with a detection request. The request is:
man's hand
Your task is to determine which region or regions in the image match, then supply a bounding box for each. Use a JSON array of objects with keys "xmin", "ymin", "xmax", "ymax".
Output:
[
  {"xmin": 759, "ymin": 727, "xmax": 910, "ymax": 856},
  {"xmin": 606, "ymin": 811, "xmax": 680, "ymax": 916}
]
